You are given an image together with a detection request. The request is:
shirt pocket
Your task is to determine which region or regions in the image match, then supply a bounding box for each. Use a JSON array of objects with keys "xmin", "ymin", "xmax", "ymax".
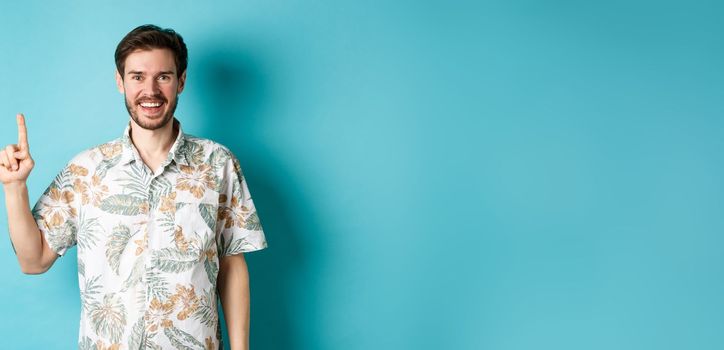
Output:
[{"xmin": 173, "ymin": 190, "xmax": 220, "ymax": 259}]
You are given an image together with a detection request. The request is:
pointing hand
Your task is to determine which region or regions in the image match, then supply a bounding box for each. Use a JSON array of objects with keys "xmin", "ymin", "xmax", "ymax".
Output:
[{"xmin": 0, "ymin": 114, "xmax": 35, "ymax": 185}]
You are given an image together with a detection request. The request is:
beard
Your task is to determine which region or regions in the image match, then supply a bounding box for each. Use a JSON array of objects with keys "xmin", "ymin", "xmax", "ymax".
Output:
[{"xmin": 124, "ymin": 93, "xmax": 179, "ymax": 131}]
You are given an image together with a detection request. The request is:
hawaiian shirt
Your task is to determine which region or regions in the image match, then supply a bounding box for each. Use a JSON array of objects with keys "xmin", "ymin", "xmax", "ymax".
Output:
[{"xmin": 31, "ymin": 118, "xmax": 267, "ymax": 349}]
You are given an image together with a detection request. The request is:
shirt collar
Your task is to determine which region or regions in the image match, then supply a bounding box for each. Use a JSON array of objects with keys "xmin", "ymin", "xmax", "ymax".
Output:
[{"xmin": 119, "ymin": 117, "xmax": 190, "ymax": 167}]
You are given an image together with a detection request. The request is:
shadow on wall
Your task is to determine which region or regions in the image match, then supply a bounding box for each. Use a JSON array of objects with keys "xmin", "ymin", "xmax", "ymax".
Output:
[{"xmin": 193, "ymin": 45, "xmax": 310, "ymax": 349}]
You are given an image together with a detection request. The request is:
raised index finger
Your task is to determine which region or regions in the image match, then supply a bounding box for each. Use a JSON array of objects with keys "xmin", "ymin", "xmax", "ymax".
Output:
[{"xmin": 17, "ymin": 113, "xmax": 28, "ymax": 150}]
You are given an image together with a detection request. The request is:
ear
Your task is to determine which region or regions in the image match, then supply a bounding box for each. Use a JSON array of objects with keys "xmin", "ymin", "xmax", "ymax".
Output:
[
  {"xmin": 177, "ymin": 70, "xmax": 187, "ymax": 94},
  {"xmin": 115, "ymin": 70, "xmax": 125, "ymax": 94}
]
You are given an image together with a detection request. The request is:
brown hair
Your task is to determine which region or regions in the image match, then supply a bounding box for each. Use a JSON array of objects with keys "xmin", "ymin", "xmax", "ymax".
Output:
[{"xmin": 114, "ymin": 24, "xmax": 188, "ymax": 78}]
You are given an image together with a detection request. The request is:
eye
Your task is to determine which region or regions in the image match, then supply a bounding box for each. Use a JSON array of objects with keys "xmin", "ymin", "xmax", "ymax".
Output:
[
  {"xmin": 158, "ymin": 75, "xmax": 170, "ymax": 81},
  {"xmin": 131, "ymin": 75, "xmax": 142, "ymax": 81}
]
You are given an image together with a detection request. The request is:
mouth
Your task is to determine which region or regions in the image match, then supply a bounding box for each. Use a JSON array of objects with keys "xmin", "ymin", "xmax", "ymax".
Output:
[{"xmin": 138, "ymin": 100, "xmax": 165, "ymax": 116}]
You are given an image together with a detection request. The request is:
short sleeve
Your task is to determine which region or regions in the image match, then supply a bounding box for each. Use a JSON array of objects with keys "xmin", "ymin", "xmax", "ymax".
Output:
[
  {"xmin": 31, "ymin": 162, "xmax": 85, "ymax": 256},
  {"xmin": 216, "ymin": 152, "xmax": 267, "ymax": 257}
]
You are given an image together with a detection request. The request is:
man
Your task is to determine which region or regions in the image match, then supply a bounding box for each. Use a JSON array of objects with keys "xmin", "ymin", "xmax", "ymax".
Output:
[{"xmin": 0, "ymin": 24, "xmax": 267, "ymax": 349}]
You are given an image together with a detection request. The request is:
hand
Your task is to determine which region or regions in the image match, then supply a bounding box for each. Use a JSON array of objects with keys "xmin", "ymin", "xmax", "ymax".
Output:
[{"xmin": 0, "ymin": 114, "xmax": 35, "ymax": 186}]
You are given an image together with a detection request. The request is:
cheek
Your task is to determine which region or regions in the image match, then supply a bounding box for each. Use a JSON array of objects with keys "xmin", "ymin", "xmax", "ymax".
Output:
[
  {"xmin": 164, "ymin": 86, "xmax": 180, "ymax": 100},
  {"xmin": 124, "ymin": 86, "xmax": 142, "ymax": 98}
]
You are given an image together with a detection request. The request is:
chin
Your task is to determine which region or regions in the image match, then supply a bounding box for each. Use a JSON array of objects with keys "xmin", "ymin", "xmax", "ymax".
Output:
[{"xmin": 132, "ymin": 112, "xmax": 174, "ymax": 130}]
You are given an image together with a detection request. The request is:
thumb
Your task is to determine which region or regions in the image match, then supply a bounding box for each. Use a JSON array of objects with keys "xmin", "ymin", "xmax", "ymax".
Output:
[{"xmin": 14, "ymin": 149, "xmax": 30, "ymax": 160}]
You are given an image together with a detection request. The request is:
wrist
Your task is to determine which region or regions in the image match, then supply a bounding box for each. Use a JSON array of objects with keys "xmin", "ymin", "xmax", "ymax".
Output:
[{"xmin": 3, "ymin": 181, "xmax": 28, "ymax": 194}]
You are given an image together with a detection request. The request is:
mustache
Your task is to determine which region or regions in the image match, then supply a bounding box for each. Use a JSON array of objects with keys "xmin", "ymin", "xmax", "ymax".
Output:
[{"xmin": 136, "ymin": 95, "xmax": 167, "ymax": 104}]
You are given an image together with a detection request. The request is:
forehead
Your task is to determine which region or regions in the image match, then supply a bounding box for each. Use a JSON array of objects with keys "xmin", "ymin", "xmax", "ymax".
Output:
[{"xmin": 124, "ymin": 48, "xmax": 176, "ymax": 74}]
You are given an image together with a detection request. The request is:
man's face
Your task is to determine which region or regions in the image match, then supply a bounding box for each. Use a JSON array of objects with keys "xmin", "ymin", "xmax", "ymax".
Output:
[{"xmin": 115, "ymin": 48, "xmax": 186, "ymax": 130}]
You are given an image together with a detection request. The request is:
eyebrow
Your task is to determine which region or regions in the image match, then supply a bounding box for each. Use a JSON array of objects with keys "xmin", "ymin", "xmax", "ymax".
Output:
[{"xmin": 127, "ymin": 70, "xmax": 176, "ymax": 75}]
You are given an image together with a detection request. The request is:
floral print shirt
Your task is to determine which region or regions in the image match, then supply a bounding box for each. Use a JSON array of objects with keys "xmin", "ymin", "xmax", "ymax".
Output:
[{"xmin": 31, "ymin": 119, "xmax": 267, "ymax": 349}]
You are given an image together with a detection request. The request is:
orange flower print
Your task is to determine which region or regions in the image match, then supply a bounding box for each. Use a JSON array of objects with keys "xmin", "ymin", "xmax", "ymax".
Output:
[
  {"xmin": 176, "ymin": 164, "xmax": 215, "ymax": 198},
  {"xmin": 89, "ymin": 175, "xmax": 110, "ymax": 206},
  {"xmin": 169, "ymin": 284, "xmax": 200, "ymax": 320},
  {"xmin": 174, "ymin": 226, "xmax": 191, "ymax": 253},
  {"xmin": 218, "ymin": 195, "xmax": 250, "ymax": 229},
  {"xmin": 69, "ymin": 163, "xmax": 89, "ymax": 176},
  {"xmin": 159, "ymin": 191, "xmax": 177, "ymax": 213},
  {"xmin": 73, "ymin": 175, "xmax": 109, "ymax": 206},
  {"xmin": 99, "ymin": 142, "xmax": 123, "ymax": 159},
  {"xmin": 205, "ymin": 337, "xmax": 215, "ymax": 350},
  {"xmin": 73, "ymin": 178, "xmax": 91, "ymax": 205},
  {"xmin": 203, "ymin": 246, "xmax": 216, "ymax": 261},
  {"xmin": 94, "ymin": 341, "xmax": 121, "ymax": 350},
  {"xmin": 39, "ymin": 187, "xmax": 77, "ymax": 228},
  {"xmin": 144, "ymin": 298, "xmax": 175, "ymax": 333},
  {"xmin": 139, "ymin": 201, "xmax": 150, "ymax": 215},
  {"xmin": 134, "ymin": 229, "xmax": 148, "ymax": 256}
]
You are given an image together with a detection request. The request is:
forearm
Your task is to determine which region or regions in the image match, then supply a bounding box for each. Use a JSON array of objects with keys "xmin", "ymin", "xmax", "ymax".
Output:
[
  {"xmin": 218, "ymin": 254, "xmax": 251, "ymax": 350},
  {"xmin": 3, "ymin": 182, "xmax": 47, "ymax": 273}
]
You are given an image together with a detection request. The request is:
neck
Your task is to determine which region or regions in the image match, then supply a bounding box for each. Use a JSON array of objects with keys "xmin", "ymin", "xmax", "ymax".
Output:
[{"xmin": 128, "ymin": 118, "xmax": 178, "ymax": 160}]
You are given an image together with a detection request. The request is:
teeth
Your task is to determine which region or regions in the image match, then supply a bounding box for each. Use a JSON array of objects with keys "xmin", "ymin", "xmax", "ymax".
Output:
[{"xmin": 140, "ymin": 102, "xmax": 162, "ymax": 107}]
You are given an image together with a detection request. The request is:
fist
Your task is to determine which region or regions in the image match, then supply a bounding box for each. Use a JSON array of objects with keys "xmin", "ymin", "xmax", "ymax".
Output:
[{"xmin": 0, "ymin": 114, "xmax": 35, "ymax": 185}]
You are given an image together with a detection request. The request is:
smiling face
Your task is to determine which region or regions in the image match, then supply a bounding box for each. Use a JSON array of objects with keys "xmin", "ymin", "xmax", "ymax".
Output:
[{"xmin": 115, "ymin": 48, "xmax": 186, "ymax": 130}]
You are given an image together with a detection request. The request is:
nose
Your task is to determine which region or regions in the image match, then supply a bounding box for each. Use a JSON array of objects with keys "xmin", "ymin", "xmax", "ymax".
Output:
[{"xmin": 143, "ymin": 77, "xmax": 161, "ymax": 95}]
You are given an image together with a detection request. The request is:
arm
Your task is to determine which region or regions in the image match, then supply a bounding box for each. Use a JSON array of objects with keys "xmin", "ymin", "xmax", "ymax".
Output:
[
  {"xmin": 0, "ymin": 114, "xmax": 57, "ymax": 274},
  {"xmin": 4, "ymin": 182, "xmax": 57, "ymax": 274},
  {"xmin": 218, "ymin": 253, "xmax": 251, "ymax": 350}
]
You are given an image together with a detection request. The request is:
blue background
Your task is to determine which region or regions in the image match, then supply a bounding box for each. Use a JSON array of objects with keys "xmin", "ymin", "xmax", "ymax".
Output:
[{"xmin": 1, "ymin": 1, "xmax": 723, "ymax": 349}]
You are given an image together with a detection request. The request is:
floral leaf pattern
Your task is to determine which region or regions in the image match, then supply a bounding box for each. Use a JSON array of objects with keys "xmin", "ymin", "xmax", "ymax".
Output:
[
  {"xmin": 164, "ymin": 326, "xmax": 206, "ymax": 350},
  {"xmin": 198, "ymin": 203, "xmax": 216, "ymax": 232},
  {"xmin": 31, "ymin": 119, "xmax": 267, "ymax": 347},
  {"xmin": 152, "ymin": 247, "xmax": 198, "ymax": 273},
  {"xmin": 77, "ymin": 212, "xmax": 102, "ymax": 252},
  {"xmin": 105, "ymin": 224, "xmax": 131, "ymax": 275},
  {"xmin": 80, "ymin": 274, "xmax": 103, "ymax": 312},
  {"xmin": 121, "ymin": 256, "xmax": 145, "ymax": 291},
  {"xmin": 45, "ymin": 220, "xmax": 77, "ymax": 254},
  {"xmin": 99, "ymin": 194, "xmax": 146, "ymax": 216},
  {"xmin": 78, "ymin": 337, "xmax": 95, "ymax": 350},
  {"xmin": 193, "ymin": 288, "xmax": 218, "ymax": 328},
  {"xmin": 127, "ymin": 316, "xmax": 145, "ymax": 350},
  {"xmin": 204, "ymin": 258, "xmax": 218, "ymax": 287},
  {"xmin": 88, "ymin": 293, "xmax": 127, "ymax": 343},
  {"xmin": 146, "ymin": 269, "xmax": 171, "ymax": 301}
]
